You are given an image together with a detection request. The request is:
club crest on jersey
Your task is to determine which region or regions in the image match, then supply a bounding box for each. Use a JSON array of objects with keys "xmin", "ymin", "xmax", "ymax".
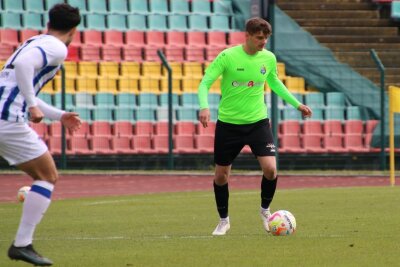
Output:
[{"xmin": 260, "ymin": 65, "xmax": 266, "ymax": 75}]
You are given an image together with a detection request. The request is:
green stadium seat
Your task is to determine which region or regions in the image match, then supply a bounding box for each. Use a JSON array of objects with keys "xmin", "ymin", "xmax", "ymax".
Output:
[
  {"xmin": 325, "ymin": 107, "xmax": 345, "ymax": 121},
  {"xmin": 45, "ymin": 0, "xmax": 64, "ymax": 10},
  {"xmin": 128, "ymin": 0, "xmax": 149, "ymax": 14},
  {"xmin": 73, "ymin": 107, "xmax": 92, "ymax": 121},
  {"xmin": 127, "ymin": 14, "xmax": 147, "ymax": 31},
  {"xmin": 170, "ymin": 0, "xmax": 189, "ymax": 14},
  {"xmin": 213, "ymin": 0, "xmax": 234, "ymax": 15},
  {"xmin": 147, "ymin": 14, "xmax": 168, "ymax": 31},
  {"xmin": 3, "ymin": 0, "xmax": 24, "ymax": 12},
  {"xmin": 326, "ymin": 92, "xmax": 345, "ymax": 107},
  {"xmin": 24, "ymin": 0, "xmax": 45, "ymax": 12},
  {"xmin": 85, "ymin": 14, "xmax": 107, "ymax": 31},
  {"xmin": 92, "ymin": 107, "xmax": 114, "ymax": 121},
  {"xmin": 346, "ymin": 106, "xmax": 362, "ymax": 120},
  {"xmin": 138, "ymin": 93, "xmax": 158, "ymax": 107},
  {"xmin": 54, "ymin": 93, "xmax": 75, "ymax": 109},
  {"xmin": 38, "ymin": 93, "xmax": 53, "ymax": 105},
  {"xmin": 282, "ymin": 107, "xmax": 302, "ymax": 121},
  {"xmin": 1, "ymin": 12, "xmax": 23, "ymax": 30},
  {"xmin": 391, "ymin": 1, "xmax": 400, "ymax": 19},
  {"xmin": 208, "ymin": 93, "xmax": 220, "ymax": 107},
  {"xmin": 75, "ymin": 92, "xmax": 94, "ymax": 107},
  {"xmin": 114, "ymin": 107, "xmax": 135, "ymax": 122},
  {"xmin": 168, "ymin": 15, "xmax": 188, "ymax": 31},
  {"xmin": 94, "ymin": 93, "xmax": 115, "ymax": 107},
  {"xmin": 159, "ymin": 93, "xmax": 179, "ymax": 106},
  {"xmin": 181, "ymin": 93, "xmax": 199, "ymax": 107},
  {"xmin": 156, "ymin": 107, "xmax": 177, "ymax": 121},
  {"xmin": 107, "ymin": 14, "xmax": 127, "ymax": 31},
  {"xmin": 67, "ymin": 0, "xmax": 88, "ymax": 13},
  {"xmin": 87, "ymin": 0, "xmax": 107, "ymax": 13},
  {"xmin": 191, "ymin": 0, "xmax": 212, "ymax": 15},
  {"xmin": 209, "ymin": 107, "xmax": 218, "ymax": 121},
  {"xmin": 136, "ymin": 108, "xmax": 155, "ymax": 121},
  {"xmin": 176, "ymin": 107, "xmax": 198, "ymax": 121},
  {"xmin": 209, "ymin": 15, "xmax": 230, "ymax": 31},
  {"xmin": 304, "ymin": 92, "xmax": 325, "ymax": 107},
  {"xmin": 308, "ymin": 107, "xmax": 324, "ymax": 121},
  {"xmin": 108, "ymin": 0, "xmax": 129, "ymax": 14},
  {"xmin": 115, "ymin": 93, "xmax": 137, "ymax": 107},
  {"xmin": 22, "ymin": 13, "xmax": 43, "ymax": 30},
  {"xmin": 148, "ymin": 0, "xmax": 169, "ymax": 15},
  {"xmin": 188, "ymin": 15, "xmax": 208, "ymax": 31}
]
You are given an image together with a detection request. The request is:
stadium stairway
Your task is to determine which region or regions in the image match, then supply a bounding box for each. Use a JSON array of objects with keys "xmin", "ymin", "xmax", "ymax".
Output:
[{"xmin": 277, "ymin": 0, "xmax": 400, "ymax": 88}]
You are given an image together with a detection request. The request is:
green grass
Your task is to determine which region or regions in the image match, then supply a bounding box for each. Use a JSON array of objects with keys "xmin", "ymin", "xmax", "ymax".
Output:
[{"xmin": 1, "ymin": 186, "xmax": 399, "ymax": 267}]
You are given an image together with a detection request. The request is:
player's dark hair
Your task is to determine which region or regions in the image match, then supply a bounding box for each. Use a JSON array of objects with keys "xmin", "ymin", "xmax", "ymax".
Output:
[
  {"xmin": 48, "ymin": 3, "xmax": 81, "ymax": 32},
  {"xmin": 245, "ymin": 17, "xmax": 272, "ymax": 37}
]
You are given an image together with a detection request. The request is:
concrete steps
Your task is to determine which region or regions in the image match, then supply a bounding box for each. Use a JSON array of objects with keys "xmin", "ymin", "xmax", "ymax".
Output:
[
  {"xmin": 284, "ymin": 10, "xmax": 379, "ymax": 19},
  {"xmin": 297, "ymin": 19, "xmax": 394, "ymax": 27},
  {"xmin": 304, "ymin": 26, "xmax": 398, "ymax": 36}
]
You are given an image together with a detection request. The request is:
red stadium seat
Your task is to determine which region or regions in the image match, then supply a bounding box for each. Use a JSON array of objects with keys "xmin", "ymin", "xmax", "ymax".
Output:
[
  {"xmin": 365, "ymin": 120, "xmax": 379, "ymax": 134},
  {"xmin": 279, "ymin": 135, "xmax": 305, "ymax": 153},
  {"xmin": 48, "ymin": 121, "xmax": 62, "ymax": 137},
  {"xmin": 82, "ymin": 30, "xmax": 103, "ymax": 46},
  {"xmin": 344, "ymin": 120, "xmax": 364, "ymax": 134},
  {"xmin": 113, "ymin": 121, "xmax": 133, "ymax": 137},
  {"xmin": 144, "ymin": 46, "xmax": 163, "ymax": 62},
  {"xmin": 166, "ymin": 31, "xmax": 185, "ymax": 48},
  {"xmin": 196, "ymin": 121, "xmax": 216, "ymax": 135},
  {"xmin": 187, "ymin": 32, "xmax": 207, "ymax": 48},
  {"xmin": 152, "ymin": 135, "xmax": 169, "ymax": 153},
  {"xmin": 80, "ymin": 45, "xmax": 101, "ymax": 61},
  {"xmin": 66, "ymin": 45, "xmax": 80, "ymax": 61},
  {"xmin": 175, "ymin": 121, "xmax": 196, "ymax": 135},
  {"xmin": 70, "ymin": 30, "xmax": 81, "ymax": 46},
  {"xmin": 132, "ymin": 135, "xmax": 154, "ymax": 153},
  {"xmin": 302, "ymin": 120, "xmax": 323, "ymax": 136},
  {"xmin": 29, "ymin": 122, "xmax": 48, "ymax": 139},
  {"xmin": 70, "ymin": 121, "xmax": 91, "ymax": 137},
  {"xmin": 185, "ymin": 47, "xmax": 205, "ymax": 62},
  {"xmin": 91, "ymin": 121, "xmax": 112, "ymax": 137},
  {"xmin": 194, "ymin": 135, "xmax": 214, "ymax": 153},
  {"xmin": 228, "ymin": 32, "xmax": 245, "ymax": 46},
  {"xmin": 68, "ymin": 136, "xmax": 91, "ymax": 154},
  {"xmin": 125, "ymin": 31, "xmax": 145, "ymax": 47},
  {"xmin": 154, "ymin": 121, "xmax": 169, "ymax": 135},
  {"xmin": 146, "ymin": 31, "xmax": 165, "ymax": 46},
  {"xmin": 104, "ymin": 30, "xmax": 124, "ymax": 46},
  {"xmin": 47, "ymin": 137, "xmax": 62, "ymax": 155},
  {"xmin": 0, "ymin": 44, "xmax": 15, "ymax": 60},
  {"xmin": 0, "ymin": 29, "xmax": 19, "ymax": 46},
  {"xmin": 207, "ymin": 32, "xmax": 227, "ymax": 48},
  {"xmin": 165, "ymin": 47, "xmax": 185, "ymax": 62},
  {"xmin": 280, "ymin": 121, "xmax": 301, "ymax": 135},
  {"xmin": 91, "ymin": 136, "xmax": 112, "ymax": 154},
  {"xmin": 205, "ymin": 46, "xmax": 225, "ymax": 61},
  {"xmin": 19, "ymin": 29, "xmax": 40, "ymax": 42},
  {"xmin": 122, "ymin": 46, "xmax": 143, "ymax": 61},
  {"xmin": 302, "ymin": 135, "xmax": 325, "ymax": 153},
  {"xmin": 323, "ymin": 135, "xmax": 346, "ymax": 153},
  {"xmin": 344, "ymin": 134, "xmax": 369, "ymax": 152},
  {"xmin": 102, "ymin": 45, "xmax": 122, "ymax": 61},
  {"xmin": 174, "ymin": 135, "xmax": 196, "ymax": 153},
  {"xmin": 111, "ymin": 136, "xmax": 134, "ymax": 154},
  {"xmin": 135, "ymin": 121, "xmax": 154, "ymax": 135},
  {"xmin": 323, "ymin": 120, "xmax": 343, "ymax": 136}
]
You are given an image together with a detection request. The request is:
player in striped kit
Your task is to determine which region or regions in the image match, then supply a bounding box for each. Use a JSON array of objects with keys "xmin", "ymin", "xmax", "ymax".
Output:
[{"xmin": 0, "ymin": 4, "xmax": 81, "ymax": 266}]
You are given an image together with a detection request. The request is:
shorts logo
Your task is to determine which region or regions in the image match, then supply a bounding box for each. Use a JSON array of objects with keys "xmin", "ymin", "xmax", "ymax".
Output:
[
  {"xmin": 266, "ymin": 143, "xmax": 276, "ymax": 152},
  {"xmin": 260, "ymin": 65, "xmax": 266, "ymax": 75}
]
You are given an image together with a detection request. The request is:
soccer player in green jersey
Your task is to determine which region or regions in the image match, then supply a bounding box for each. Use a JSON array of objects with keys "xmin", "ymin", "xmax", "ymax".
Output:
[{"xmin": 197, "ymin": 17, "xmax": 312, "ymax": 235}]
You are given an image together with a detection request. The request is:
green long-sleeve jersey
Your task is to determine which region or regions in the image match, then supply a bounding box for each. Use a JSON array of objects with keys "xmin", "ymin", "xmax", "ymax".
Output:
[{"xmin": 198, "ymin": 45, "xmax": 301, "ymax": 124}]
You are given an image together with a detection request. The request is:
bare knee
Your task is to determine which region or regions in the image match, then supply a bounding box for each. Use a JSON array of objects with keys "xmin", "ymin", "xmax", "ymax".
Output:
[
  {"xmin": 262, "ymin": 168, "xmax": 277, "ymax": 180},
  {"xmin": 214, "ymin": 165, "xmax": 230, "ymax": 185}
]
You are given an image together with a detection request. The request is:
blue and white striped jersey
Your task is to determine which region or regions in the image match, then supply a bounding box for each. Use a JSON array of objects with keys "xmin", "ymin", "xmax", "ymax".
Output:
[{"xmin": 0, "ymin": 34, "xmax": 67, "ymax": 122}]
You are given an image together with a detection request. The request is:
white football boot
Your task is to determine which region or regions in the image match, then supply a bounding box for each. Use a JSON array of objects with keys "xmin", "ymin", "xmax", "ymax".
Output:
[
  {"xmin": 212, "ymin": 217, "xmax": 230, "ymax": 236},
  {"xmin": 260, "ymin": 208, "xmax": 271, "ymax": 233}
]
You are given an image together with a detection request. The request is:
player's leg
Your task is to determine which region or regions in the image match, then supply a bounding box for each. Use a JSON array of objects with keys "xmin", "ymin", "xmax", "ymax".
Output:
[
  {"xmin": 212, "ymin": 164, "xmax": 232, "ymax": 235},
  {"xmin": 8, "ymin": 151, "xmax": 57, "ymax": 266}
]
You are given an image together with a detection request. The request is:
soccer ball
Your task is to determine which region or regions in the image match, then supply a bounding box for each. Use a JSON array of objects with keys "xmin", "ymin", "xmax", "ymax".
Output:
[
  {"xmin": 268, "ymin": 210, "xmax": 296, "ymax": 236},
  {"xmin": 17, "ymin": 186, "xmax": 31, "ymax": 203}
]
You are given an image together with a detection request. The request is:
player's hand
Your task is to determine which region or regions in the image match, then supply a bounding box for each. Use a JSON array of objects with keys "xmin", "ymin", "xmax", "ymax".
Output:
[
  {"xmin": 199, "ymin": 108, "xmax": 210, "ymax": 128},
  {"xmin": 298, "ymin": 104, "xmax": 312, "ymax": 119},
  {"xmin": 28, "ymin": 106, "xmax": 44, "ymax": 123},
  {"xmin": 61, "ymin": 112, "xmax": 81, "ymax": 132}
]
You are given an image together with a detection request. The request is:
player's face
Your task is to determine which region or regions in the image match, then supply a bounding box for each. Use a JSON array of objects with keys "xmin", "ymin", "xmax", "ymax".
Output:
[{"xmin": 247, "ymin": 31, "xmax": 268, "ymax": 51}]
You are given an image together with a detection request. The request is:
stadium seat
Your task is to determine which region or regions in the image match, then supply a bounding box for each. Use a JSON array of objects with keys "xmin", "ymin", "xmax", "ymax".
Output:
[
  {"xmin": 323, "ymin": 135, "xmax": 346, "ymax": 153},
  {"xmin": 152, "ymin": 135, "xmax": 169, "ymax": 153},
  {"xmin": 107, "ymin": 14, "xmax": 127, "ymax": 31},
  {"xmin": 19, "ymin": 29, "xmax": 39, "ymax": 42},
  {"xmin": 214, "ymin": 0, "xmax": 234, "ymax": 15},
  {"xmin": 139, "ymin": 78, "xmax": 160, "ymax": 92},
  {"xmin": 29, "ymin": 122, "xmax": 48, "ymax": 139},
  {"xmin": 97, "ymin": 76, "xmax": 119, "ymax": 92},
  {"xmin": 187, "ymin": 32, "xmax": 207, "ymax": 48},
  {"xmin": 165, "ymin": 31, "xmax": 185, "ymax": 48},
  {"xmin": 365, "ymin": 120, "xmax": 379, "ymax": 134},
  {"xmin": 282, "ymin": 107, "xmax": 302, "ymax": 121},
  {"xmin": 174, "ymin": 135, "xmax": 196, "ymax": 153},
  {"xmin": 185, "ymin": 47, "xmax": 206, "ymax": 62},
  {"xmin": 304, "ymin": 92, "xmax": 325, "ymax": 107},
  {"xmin": 76, "ymin": 76, "xmax": 97, "ymax": 92},
  {"xmin": 87, "ymin": 0, "xmax": 107, "ymax": 13},
  {"xmin": 66, "ymin": 45, "xmax": 80, "ymax": 61},
  {"xmin": 279, "ymin": 135, "xmax": 305, "ymax": 153},
  {"xmin": 142, "ymin": 62, "xmax": 162, "ymax": 77},
  {"xmin": 170, "ymin": 0, "xmax": 189, "ymax": 14},
  {"xmin": 120, "ymin": 62, "xmax": 141, "ymax": 77},
  {"xmin": 148, "ymin": 14, "xmax": 168, "ymax": 31},
  {"xmin": 70, "ymin": 121, "xmax": 90, "ymax": 137},
  {"xmin": 323, "ymin": 120, "xmax": 343, "ymax": 136},
  {"xmin": 98, "ymin": 61, "xmax": 120, "ymax": 77},
  {"xmin": 346, "ymin": 106, "xmax": 363, "ymax": 120},
  {"xmin": 91, "ymin": 136, "xmax": 112, "ymax": 154},
  {"xmin": 228, "ymin": 32, "xmax": 245, "ymax": 45},
  {"xmin": 164, "ymin": 47, "xmax": 185, "ymax": 62},
  {"xmin": 132, "ymin": 135, "xmax": 153, "ymax": 153},
  {"xmin": 209, "ymin": 15, "xmax": 231, "ymax": 32},
  {"xmin": 344, "ymin": 120, "xmax": 364, "ymax": 135},
  {"xmin": 54, "ymin": 93, "xmax": 75, "ymax": 109},
  {"xmin": 85, "ymin": 14, "xmax": 107, "ymax": 31},
  {"xmin": 308, "ymin": 107, "xmax": 324, "ymax": 121},
  {"xmin": 108, "ymin": 0, "xmax": 129, "ymax": 14},
  {"xmin": 73, "ymin": 107, "xmax": 92, "ymax": 121},
  {"xmin": 113, "ymin": 121, "xmax": 133, "ymax": 137},
  {"xmin": 47, "ymin": 137, "xmax": 62, "ymax": 155},
  {"xmin": 326, "ymin": 92, "xmax": 346, "ymax": 107},
  {"xmin": 0, "ymin": 44, "xmax": 15, "ymax": 60},
  {"xmin": 111, "ymin": 136, "xmax": 134, "ymax": 154},
  {"xmin": 344, "ymin": 134, "xmax": 368, "ymax": 152},
  {"xmin": 75, "ymin": 92, "xmax": 94, "ymax": 106},
  {"xmin": 92, "ymin": 107, "xmax": 114, "ymax": 121},
  {"xmin": 280, "ymin": 120, "xmax": 301, "ymax": 135},
  {"xmin": 155, "ymin": 107, "xmax": 176, "ymax": 121},
  {"xmin": 182, "ymin": 62, "xmax": 203, "ymax": 78},
  {"xmin": 188, "ymin": 15, "xmax": 209, "ymax": 31},
  {"xmin": 208, "ymin": 93, "xmax": 220, "ymax": 107},
  {"xmin": 194, "ymin": 135, "xmax": 214, "ymax": 153},
  {"xmin": 3, "ymin": 0, "xmax": 24, "ymax": 12},
  {"xmin": 53, "ymin": 76, "xmax": 76, "ymax": 93},
  {"xmin": 134, "ymin": 121, "xmax": 153, "ymax": 135},
  {"xmin": 122, "ymin": 46, "xmax": 143, "ymax": 62},
  {"xmin": 175, "ymin": 121, "xmax": 196, "ymax": 135},
  {"xmin": 67, "ymin": 0, "xmax": 88, "ymax": 13},
  {"xmin": 80, "ymin": 45, "xmax": 101, "ymax": 61},
  {"xmin": 136, "ymin": 108, "xmax": 155, "ymax": 121},
  {"xmin": 78, "ymin": 61, "xmax": 98, "ymax": 77},
  {"xmin": 0, "ymin": 29, "xmax": 19, "ymax": 46},
  {"xmin": 302, "ymin": 135, "xmax": 325, "ymax": 153},
  {"xmin": 116, "ymin": 93, "xmax": 137, "ymax": 107},
  {"xmin": 1, "ymin": 12, "xmax": 23, "ymax": 30},
  {"xmin": 207, "ymin": 32, "xmax": 227, "ymax": 48},
  {"xmin": 302, "ymin": 121, "xmax": 323, "ymax": 136},
  {"xmin": 114, "ymin": 107, "xmax": 135, "ymax": 122},
  {"xmin": 180, "ymin": 93, "xmax": 198, "ymax": 107},
  {"xmin": 68, "ymin": 136, "xmax": 91, "ymax": 154},
  {"xmin": 153, "ymin": 121, "xmax": 169, "ymax": 135},
  {"xmin": 118, "ymin": 77, "xmax": 140, "ymax": 93},
  {"xmin": 196, "ymin": 121, "xmax": 216, "ymax": 135},
  {"xmin": 168, "ymin": 14, "xmax": 188, "ymax": 31},
  {"xmin": 128, "ymin": 0, "xmax": 149, "ymax": 14},
  {"xmin": 81, "ymin": 30, "xmax": 102, "ymax": 46},
  {"xmin": 159, "ymin": 93, "xmax": 180, "ymax": 106},
  {"xmin": 148, "ymin": 0, "xmax": 169, "ymax": 14},
  {"xmin": 325, "ymin": 107, "xmax": 345, "ymax": 121},
  {"xmin": 91, "ymin": 121, "xmax": 112, "ymax": 136},
  {"xmin": 176, "ymin": 107, "xmax": 198, "ymax": 121},
  {"xmin": 191, "ymin": 0, "xmax": 212, "ymax": 14},
  {"xmin": 48, "ymin": 121, "xmax": 62, "ymax": 137},
  {"xmin": 285, "ymin": 77, "xmax": 305, "ymax": 93},
  {"xmin": 159, "ymin": 77, "xmax": 182, "ymax": 93},
  {"xmin": 127, "ymin": 14, "xmax": 147, "ymax": 30}
]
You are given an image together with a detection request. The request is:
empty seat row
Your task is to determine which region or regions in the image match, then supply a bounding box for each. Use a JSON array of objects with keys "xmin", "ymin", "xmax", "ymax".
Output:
[{"xmin": 277, "ymin": 106, "xmax": 366, "ymax": 121}]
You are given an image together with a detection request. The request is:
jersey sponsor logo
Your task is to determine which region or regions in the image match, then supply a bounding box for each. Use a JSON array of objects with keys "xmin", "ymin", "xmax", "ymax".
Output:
[
  {"xmin": 237, "ymin": 68, "xmax": 245, "ymax": 71},
  {"xmin": 248, "ymin": 81, "xmax": 254, "ymax": 87},
  {"xmin": 232, "ymin": 81, "xmax": 264, "ymax": 87},
  {"xmin": 260, "ymin": 65, "xmax": 266, "ymax": 75}
]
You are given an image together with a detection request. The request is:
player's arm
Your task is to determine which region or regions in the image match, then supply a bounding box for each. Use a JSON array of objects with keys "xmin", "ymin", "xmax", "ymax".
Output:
[
  {"xmin": 13, "ymin": 48, "xmax": 44, "ymax": 122},
  {"xmin": 266, "ymin": 56, "xmax": 312, "ymax": 118},
  {"xmin": 197, "ymin": 53, "xmax": 225, "ymax": 127}
]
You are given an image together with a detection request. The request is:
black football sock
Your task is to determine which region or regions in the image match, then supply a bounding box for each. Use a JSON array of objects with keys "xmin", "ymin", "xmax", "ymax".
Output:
[
  {"xmin": 213, "ymin": 181, "xmax": 229, "ymax": 219},
  {"xmin": 261, "ymin": 175, "xmax": 278, "ymax": 209}
]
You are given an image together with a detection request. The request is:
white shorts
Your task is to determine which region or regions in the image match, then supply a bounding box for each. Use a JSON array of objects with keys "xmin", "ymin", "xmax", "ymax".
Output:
[{"xmin": 0, "ymin": 120, "xmax": 48, "ymax": 166}]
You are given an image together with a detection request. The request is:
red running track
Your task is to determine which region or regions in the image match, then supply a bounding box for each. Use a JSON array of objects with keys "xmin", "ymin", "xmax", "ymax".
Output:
[{"xmin": 0, "ymin": 174, "xmax": 392, "ymax": 203}]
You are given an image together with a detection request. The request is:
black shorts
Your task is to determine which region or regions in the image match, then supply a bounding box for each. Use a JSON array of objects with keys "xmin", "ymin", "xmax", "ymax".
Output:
[{"xmin": 214, "ymin": 118, "xmax": 276, "ymax": 166}]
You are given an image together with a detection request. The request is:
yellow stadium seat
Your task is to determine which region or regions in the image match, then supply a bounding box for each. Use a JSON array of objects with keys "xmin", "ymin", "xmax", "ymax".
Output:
[
  {"xmin": 160, "ymin": 77, "xmax": 182, "ymax": 93},
  {"xmin": 0, "ymin": 61, "xmax": 5, "ymax": 69},
  {"xmin": 142, "ymin": 62, "xmax": 162, "ymax": 78},
  {"xmin": 40, "ymin": 80, "xmax": 54, "ymax": 94},
  {"xmin": 209, "ymin": 78, "xmax": 221, "ymax": 93},
  {"xmin": 78, "ymin": 62, "xmax": 98, "ymax": 77},
  {"xmin": 99, "ymin": 62, "xmax": 120, "ymax": 77},
  {"xmin": 277, "ymin": 62, "xmax": 286, "ymax": 80},
  {"xmin": 76, "ymin": 76, "xmax": 97, "ymax": 93},
  {"xmin": 97, "ymin": 76, "xmax": 118, "ymax": 93},
  {"xmin": 139, "ymin": 78, "xmax": 160, "ymax": 93},
  {"xmin": 63, "ymin": 61, "xmax": 78, "ymax": 77},
  {"xmin": 285, "ymin": 76, "xmax": 306, "ymax": 93},
  {"xmin": 183, "ymin": 62, "xmax": 203, "ymax": 78},
  {"xmin": 182, "ymin": 78, "xmax": 202, "ymax": 92},
  {"xmin": 120, "ymin": 62, "xmax": 141, "ymax": 78},
  {"xmin": 53, "ymin": 76, "xmax": 76, "ymax": 93},
  {"xmin": 118, "ymin": 77, "xmax": 140, "ymax": 94},
  {"xmin": 168, "ymin": 62, "xmax": 183, "ymax": 78}
]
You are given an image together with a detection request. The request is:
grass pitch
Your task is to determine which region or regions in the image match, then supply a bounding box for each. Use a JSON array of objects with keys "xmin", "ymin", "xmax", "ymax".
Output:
[{"xmin": 1, "ymin": 186, "xmax": 399, "ymax": 267}]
